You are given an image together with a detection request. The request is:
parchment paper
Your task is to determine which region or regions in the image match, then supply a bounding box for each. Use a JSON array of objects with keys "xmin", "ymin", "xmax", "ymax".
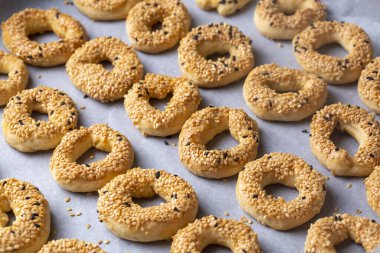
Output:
[{"xmin": 1, "ymin": 0, "xmax": 380, "ymax": 252}]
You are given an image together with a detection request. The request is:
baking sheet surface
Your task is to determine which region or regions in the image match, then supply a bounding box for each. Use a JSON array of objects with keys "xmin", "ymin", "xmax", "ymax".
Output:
[{"xmin": 1, "ymin": 0, "xmax": 380, "ymax": 252}]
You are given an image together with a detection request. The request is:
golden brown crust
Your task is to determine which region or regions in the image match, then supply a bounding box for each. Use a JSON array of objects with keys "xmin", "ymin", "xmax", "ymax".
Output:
[
  {"xmin": 365, "ymin": 167, "xmax": 380, "ymax": 217},
  {"xmin": 1, "ymin": 8, "xmax": 87, "ymax": 67},
  {"xmin": 310, "ymin": 103, "xmax": 380, "ymax": 176},
  {"xmin": 0, "ymin": 50, "xmax": 29, "ymax": 106},
  {"xmin": 50, "ymin": 124, "xmax": 134, "ymax": 192},
  {"xmin": 124, "ymin": 74, "xmax": 201, "ymax": 137},
  {"xmin": 0, "ymin": 178, "xmax": 50, "ymax": 253},
  {"xmin": 126, "ymin": 0, "xmax": 191, "ymax": 53},
  {"xmin": 293, "ymin": 21, "xmax": 373, "ymax": 85},
  {"xmin": 66, "ymin": 37, "xmax": 143, "ymax": 102},
  {"xmin": 305, "ymin": 214, "xmax": 380, "ymax": 252},
  {"xmin": 243, "ymin": 64, "xmax": 327, "ymax": 121},
  {"xmin": 97, "ymin": 168, "xmax": 198, "ymax": 242},
  {"xmin": 178, "ymin": 23, "xmax": 254, "ymax": 88},
  {"xmin": 236, "ymin": 153, "xmax": 326, "ymax": 230},
  {"xmin": 196, "ymin": 0, "xmax": 252, "ymax": 16},
  {"xmin": 171, "ymin": 216, "xmax": 262, "ymax": 253},
  {"xmin": 358, "ymin": 57, "xmax": 380, "ymax": 114},
  {"xmin": 38, "ymin": 239, "xmax": 105, "ymax": 253},
  {"xmin": 2, "ymin": 86, "xmax": 78, "ymax": 152},
  {"xmin": 178, "ymin": 106, "xmax": 259, "ymax": 179}
]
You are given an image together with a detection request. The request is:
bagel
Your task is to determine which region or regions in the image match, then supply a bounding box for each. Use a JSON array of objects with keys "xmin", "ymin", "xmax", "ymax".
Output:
[
  {"xmin": 178, "ymin": 23, "xmax": 254, "ymax": 88},
  {"xmin": 66, "ymin": 36, "xmax": 143, "ymax": 102},
  {"xmin": 178, "ymin": 106, "xmax": 259, "ymax": 179},
  {"xmin": 0, "ymin": 178, "xmax": 50, "ymax": 253},
  {"xmin": 196, "ymin": 0, "xmax": 252, "ymax": 16},
  {"xmin": 254, "ymin": 0, "xmax": 326, "ymax": 40},
  {"xmin": 305, "ymin": 214, "xmax": 380, "ymax": 253},
  {"xmin": 310, "ymin": 103, "xmax": 380, "ymax": 177},
  {"xmin": 2, "ymin": 86, "xmax": 78, "ymax": 152},
  {"xmin": 171, "ymin": 215, "xmax": 263, "ymax": 253},
  {"xmin": 1, "ymin": 8, "xmax": 87, "ymax": 67},
  {"xmin": 38, "ymin": 239, "xmax": 105, "ymax": 253},
  {"xmin": 358, "ymin": 58, "xmax": 380, "ymax": 114},
  {"xmin": 236, "ymin": 153, "xmax": 326, "ymax": 230},
  {"xmin": 73, "ymin": 0, "xmax": 141, "ymax": 20},
  {"xmin": 126, "ymin": 0, "xmax": 191, "ymax": 53},
  {"xmin": 365, "ymin": 167, "xmax": 380, "ymax": 217},
  {"xmin": 0, "ymin": 50, "xmax": 29, "ymax": 106},
  {"xmin": 243, "ymin": 64, "xmax": 328, "ymax": 121},
  {"xmin": 293, "ymin": 21, "xmax": 373, "ymax": 85},
  {"xmin": 97, "ymin": 168, "xmax": 198, "ymax": 242},
  {"xmin": 124, "ymin": 74, "xmax": 201, "ymax": 137},
  {"xmin": 50, "ymin": 124, "xmax": 134, "ymax": 192}
]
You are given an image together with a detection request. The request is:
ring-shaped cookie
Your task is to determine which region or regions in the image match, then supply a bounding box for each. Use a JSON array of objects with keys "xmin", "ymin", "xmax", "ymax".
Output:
[
  {"xmin": 0, "ymin": 178, "xmax": 50, "ymax": 253},
  {"xmin": 2, "ymin": 86, "xmax": 78, "ymax": 152},
  {"xmin": 73, "ymin": 0, "xmax": 141, "ymax": 20},
  {"xmin": 97, "ymin": 168, "xmax": 198, "ymax": 242},
  {"xmin": 1, "ymin": 8, "xmax": 87, "ymax": 67},
  {"xmin": 0, "ymin": 50, "xmax": 29, "ymax": 106},
  {"xmin": 305, "ymin": 214, "xmax": 380, "ymax": 253},
  {"xmin": 243, "ymin": 64, "xmax": 328, "ymax": 121},
  {"xmin": 66, "ymin": 37, "xmax": 143, "ymax": 102},
  {"xmin": 236, "ymin": 153, "xmax": 326, "ymax": 230},
  {"xmin": 178, "ymin": 23, "xmax": 254, "ymax": 88},
  {"xmin": 358, "ymin": 57, "xmax": 380, "ymax": 114},
  {"xmin": 178, "ymin": 106, "xmax": 259, "ymax": 179},
  {"xmin": 365, "ymin": 167, "xmax": 380, "ymax": 217},
  {"xmin": 293, "ymin": 21, "xmax": 373, "ymax": 85},
  {"xmin": 38, "ymin": 239, "xmax": 105, "ymax": 253},
  {"xmin": 310, "ymin": 103, "xmax": 380, "ymax": 177},
  {"xmin": 171, "ymin": 215, "xmax": 263, "ymax": 253},
  {"xmin": 124, "ymin": 74, "xmax": 201, "ymax": 137},
  {"xmin": 254, "ymin": 0, "xmax": 326, "ymax": 40},
  {"xmin": 196, "ymin": 0, "xmax": 252, "ymax": 16},
  {"xmin": 50, "ymin": 124, "xmax": 134, "ymax": 192},
  {"xmin": 126, "ymin": 0, "xmax": 191, "ymax": 53}
]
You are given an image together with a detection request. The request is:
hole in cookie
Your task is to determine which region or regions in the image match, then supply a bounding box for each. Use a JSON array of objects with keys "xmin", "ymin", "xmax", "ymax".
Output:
[
  {"xmin": 76, "ymin": 147, "xmax": 108, "ymax": 165},
  {"xmin": 149, "ymin": 93, "xmax": 173, "ymax": 111},
  {"xmin": 206, "ymin": 131, "xmax": 238, "ymax": 150},
  {"xmin": 335, "ymin": 239, "xmax": 365, "ymax": 253},
  {"xmin": 205, "ymin": 52, "xmax": 231, "ymax": 62},
  {"xmin": 317, "ymin": 43, "xmax": 348, "ymax": 58},
  {"xmin": 99, "ymin": 60, "xmax": 114, "ymax": 71},
  {"xmin": 151, "ymin": 21, "xmax": 163, "ymax": 32},
  {"xmin": 31, "ymin": 111, "xmax": 49, "ymax": 122},
  {"xmin": 132, "ymin": 194, "xmax": 165, "ymax": 208},
  {"xmin": 203, "ymin": 244, "xmax": 232, "ymax": 253},
  {"xmin": 197, "ymin": 41, "xmax": 231, "ymax": 62},
  {"xmin": 264, "ymin": 184, "xmax": 299, "ymax": 202},
  {"xmin": 0, "ymin": 210, "xmax": 16, "ymax": 227},
  {"xmin": 29, "ymin": 31, "xmax": 60, "ymax": 44},
  {"xmin": 0, "ymin": 73, "xmax": 8, "ymax": 80},
  {"xmin": 267, "ymin": 82, "xmax": 300, "ymax": 94},
  {"xmin": 330, "ymin": 129, "xmax": 358, "ymax": 157}
]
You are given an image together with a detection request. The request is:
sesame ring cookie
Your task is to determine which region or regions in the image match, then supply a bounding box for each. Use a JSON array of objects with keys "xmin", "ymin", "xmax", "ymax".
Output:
[
  {"xmin": 50, "ymin": 124, "xmax": 134, "ymax": 192},
  {"xmin": 126, "ymin": 0, "xmax": 191, "ymax": 53},
  {"xmin": 171, "ymin": 215, "xmax": 263, "ymax": 253},
  {"xmin": 0, "ymin": 178, "xmax": 50, "ymax": 253},
  {"xmin": 254, "ymin": 0, "xmax": 326, "ymax": 40},
  {"xmin": 0, "ymin": 51, "xmax": 29, "ymax": 106},
  {"xmin": 2, "ymin": 86, "xmax": 78, "ymax": 152},
  {"xmin": 97, "ymin": 168, "xmax": 198, "ymax": 242},
  {"xmin": 358, "ymin": 58, "xmax": 380, "ymax": 114},
  {"xmin": 293, "ymin": 21, "xmax": 373, "ymax": 85},
  {"xmin": 310, "ymin": 103, "xmax": 380, "ymax": 177},
  {"xmin": 66, "ymin": 37, "xmax": 143, "ymax": 102},
  {"xmin": 305, "ymin": 214, "xmax": 380, "ymax": 253},
  {"xmin": 1, "ymin": 8, "xmax": 87, "ymax": 67},
  {"xmin": 179, "ymin": 106, "xmax": 259, "ymax": 179},
  {"xmin": 365, "ymin": 167, "xmax": 380, "ymax": 217},
  {"xmin": 124, "ymin": 74, "xmax": 201, "ymax": 137},
  {"xmin": 196, "ymin": 0, "xmax": 252, "ymax": 16},
  {"xmin": 178, "ymin": 23, "xmax": 254, "ymax": 88},
  {"xmin": 73, "ymin": 0, "xmax": 141, "ymax": 20},
  {"xmin": 236, "ymin": 153, "xmax": 326, "ymax": 230},
  {"xmin": 243, "ymin": 64, "xmax": 327, "ymax": 121},
  {"xmin": 38, "ymin": 239, "xmax": 105, "ymax": 253}
]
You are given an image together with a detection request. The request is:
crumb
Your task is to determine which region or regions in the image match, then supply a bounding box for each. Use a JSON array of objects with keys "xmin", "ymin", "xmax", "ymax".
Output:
[
  {"xmin": 277, "ymin": 43, "xmax": 284, "ymax": 48},
  {"xmin": 64, "ymin": 197, "xmax": 71, "ymax": 202},
  {"xmin": 80, "ymin": 106, "xmax": 86, "ymax": 110},
  {"xmin": 346, "ymin": 183, "xmax": 352, "ymax": 189},
  {"xmin": 224, "ymin": 211, "xmax": 229, "ymax": 217}
]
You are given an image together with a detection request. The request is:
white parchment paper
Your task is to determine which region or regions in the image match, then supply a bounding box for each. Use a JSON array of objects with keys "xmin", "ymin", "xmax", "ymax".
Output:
[{"xmin": 1, "ymin": 0, "xmax": 380, "ymax": 252}]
